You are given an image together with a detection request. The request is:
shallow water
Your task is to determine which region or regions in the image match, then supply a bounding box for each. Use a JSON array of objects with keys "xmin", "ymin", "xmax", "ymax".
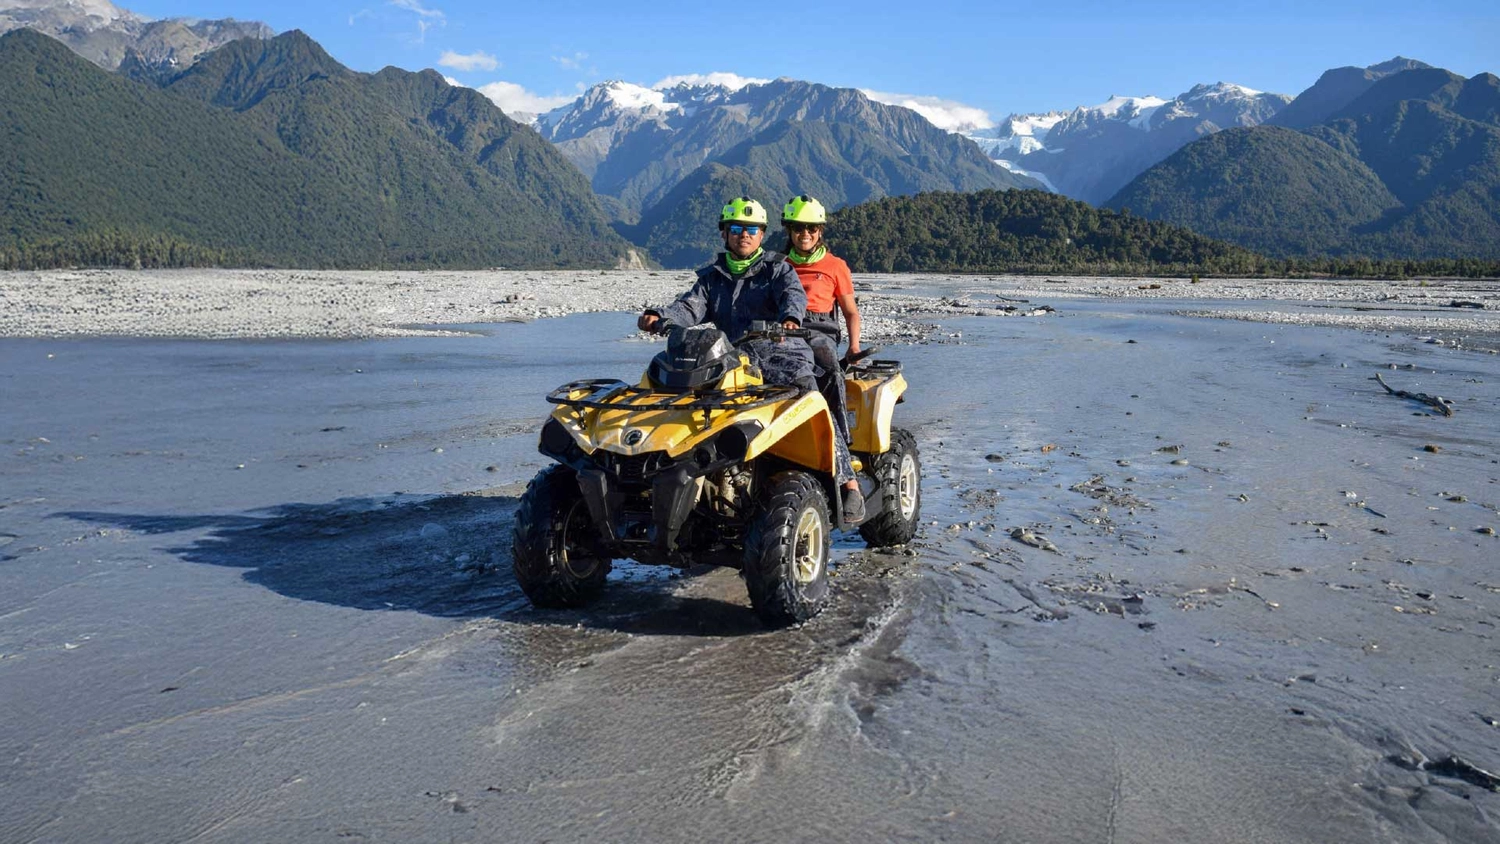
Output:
[{"xmin": 2, "ymin": 301, "xmax": 1497, "ymax": 842}]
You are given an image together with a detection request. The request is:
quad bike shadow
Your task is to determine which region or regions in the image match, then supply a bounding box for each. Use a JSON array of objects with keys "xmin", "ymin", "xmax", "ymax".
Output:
[{"xmin": 514, "ymin": 321, "xmax": 922, "ymax": 627}]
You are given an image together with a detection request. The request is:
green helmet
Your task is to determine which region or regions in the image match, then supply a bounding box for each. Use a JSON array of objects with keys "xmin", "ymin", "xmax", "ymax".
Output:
[
  {"xmin": 719, "ymin": 196, "xmax": 768, "ymax": 227},
  {"xmin": 781, "ymin": 194, "xmax": 827, "ymax": 226}
]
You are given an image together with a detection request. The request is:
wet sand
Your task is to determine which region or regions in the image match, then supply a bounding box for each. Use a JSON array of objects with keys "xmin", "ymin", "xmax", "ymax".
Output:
[{"xmin": 1, "ymin": 280, "xmax": 1498, "ymax": 842}]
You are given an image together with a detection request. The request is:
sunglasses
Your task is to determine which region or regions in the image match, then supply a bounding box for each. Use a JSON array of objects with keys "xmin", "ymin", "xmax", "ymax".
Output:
[
  {"xmin": 787, "ymin": 223, "xmax": 822, "ymax": 234},
  {"xmin": 726, "ymin": 224, "xmax": 762, "ymax": 236}
]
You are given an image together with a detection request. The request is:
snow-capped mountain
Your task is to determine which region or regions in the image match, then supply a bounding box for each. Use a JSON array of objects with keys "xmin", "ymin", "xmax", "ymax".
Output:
[
  {"xmin": 1154, "ymin": 83, "xmax": 1273, "ymax": 123},
  {"xmin": 517, "ymin": 76, "xmax": 1037, "ymax": 223},
  {"xmin": 0, "ymin": 0, "xmax": 142, "ymax": 27},
  {"xmin": 0, "ymin": 0, "xmax": 272, "ymax": 73},
  {"xmin": 963, "ymin": 83, "xmax": 1290, "ymax": 203},
  {"xmin": 493, "ymin": 75, "xmax": 1038, "ymax": 266},
  {"xmin": 537, "ymin": 81, "xmax": 681, "ymax": 139},
  {"xmin": 967, "ymin": 111, "xmax": 1068, "ymax": 158},
  {"xmin": 533, "ymin": 78, "xmax": 744, "ymax": 140}
]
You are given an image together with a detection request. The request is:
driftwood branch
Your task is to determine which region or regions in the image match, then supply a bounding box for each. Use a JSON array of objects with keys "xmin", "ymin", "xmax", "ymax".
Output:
[{"xmin": 1372, "ymin": 373, "xmax": 1454, "ymax": 417}]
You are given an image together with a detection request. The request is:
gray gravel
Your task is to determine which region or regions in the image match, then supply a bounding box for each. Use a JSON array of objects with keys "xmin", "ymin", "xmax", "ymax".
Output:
[{"xmin": 1, "ymin": 269, "xmax": 1496, "ymax": 343}]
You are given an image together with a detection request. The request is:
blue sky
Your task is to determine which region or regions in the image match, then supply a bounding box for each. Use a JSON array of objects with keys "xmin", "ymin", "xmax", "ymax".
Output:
[{"xmin": 127, "ymin": 0, "xmax": 1498, "ymax": 123}]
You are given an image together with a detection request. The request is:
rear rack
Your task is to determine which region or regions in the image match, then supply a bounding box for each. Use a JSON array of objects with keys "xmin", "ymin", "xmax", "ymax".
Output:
[
  {"xmin": 547, "ymin": 379, "xmax": 803, "ymax": 412},
  {"xmin": 849, "ymin": 359, "xmax": 902, "ymax": 377}
]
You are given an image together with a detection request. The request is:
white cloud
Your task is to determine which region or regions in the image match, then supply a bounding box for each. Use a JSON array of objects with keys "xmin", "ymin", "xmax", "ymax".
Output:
[
  {"xmin": 860, "ymin": 89, "xmax": 994, "ymax": 132},
  {"xmin": 438, "ymin": 50, "xmax": 499, "ymax": 72},
  {"xmin": 443, "ymin": 76, "xmax": 464, "ymax": 88},
  {"xmin": 652, "ymin": 72, "xmax": 770, "ymax": 91},
  {"xmin": 552, "ymin": 52, "xmax": 588, "ymax": 71},
  {"xmin": 475, "ymin": 81, "xmax": 576, "ymax": 115},
  {"xmin": 388, "ymin": 0, "xmax": 444, "ymax": 18},
  {"xmin": 386, "ymin": 0, "xmax": 444, "ymax": 43}
]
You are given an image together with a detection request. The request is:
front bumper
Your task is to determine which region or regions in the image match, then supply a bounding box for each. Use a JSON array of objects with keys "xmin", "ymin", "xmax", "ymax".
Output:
[{"xmin": 539, "ymin": 418, "xmax": 763, "ymax": 554}]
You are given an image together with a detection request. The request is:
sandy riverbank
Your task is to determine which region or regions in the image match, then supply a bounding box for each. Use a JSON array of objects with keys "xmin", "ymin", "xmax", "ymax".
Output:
[
  {"xmin": 2, "ymin": 269, "xmax": 1496, "ymax": 344},
  {"xmin": 3, "ymin": 301, "xmax": 1497, "ymax": 842}
]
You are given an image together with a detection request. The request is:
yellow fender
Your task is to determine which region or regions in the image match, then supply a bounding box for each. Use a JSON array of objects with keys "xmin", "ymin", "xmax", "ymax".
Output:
[{"xmin": 846, "ymin": 371, "xmax": 907, "ymax": 454}]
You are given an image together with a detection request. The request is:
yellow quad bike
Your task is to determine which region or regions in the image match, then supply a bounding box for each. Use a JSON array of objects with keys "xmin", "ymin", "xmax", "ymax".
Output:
[{"xmin": 512, "ymin": 321, "xmax": 921, "ymax": 626}]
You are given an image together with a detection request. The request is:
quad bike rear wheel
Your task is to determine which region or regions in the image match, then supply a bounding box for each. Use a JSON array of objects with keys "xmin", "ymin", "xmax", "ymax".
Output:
[
  {"xmin": 744, "ymin": 471, "xmax": 831, "ymax": 626},
  {"xmin": 859, "ymin": 427, "xmax": 921, "ymax": 547},
  {"xmin": 512, "ymin": 465, "xmax": 610, "ymax": 608}
]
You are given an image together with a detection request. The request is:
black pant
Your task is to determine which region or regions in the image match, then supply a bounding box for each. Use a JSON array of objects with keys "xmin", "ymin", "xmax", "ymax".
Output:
[
  {"xmin": 806, "ymin": 309, "xmax": 841, "ymax": 344},
  {"xmin": 805, "ymin": 311, "xmax": 853, "ymax": 484}
]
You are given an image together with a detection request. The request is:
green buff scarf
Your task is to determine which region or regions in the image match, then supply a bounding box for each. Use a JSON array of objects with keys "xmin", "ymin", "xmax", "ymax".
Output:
[
  {"xmin": 724, "ymin": 247, "xmax": 764, "ymax": 276},
  {"xmin": 786, "ymin": 245, "xmax": 827, "ymax": 266}
]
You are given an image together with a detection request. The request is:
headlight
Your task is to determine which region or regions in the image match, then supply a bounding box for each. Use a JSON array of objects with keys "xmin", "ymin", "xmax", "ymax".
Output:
[
  {"xmin": 540, "ymin": 418, "xmax": 575, "ymax": 457},
  {"xmin": 713, "ymin": 421, "xmax": 763, "ymax": 463}
]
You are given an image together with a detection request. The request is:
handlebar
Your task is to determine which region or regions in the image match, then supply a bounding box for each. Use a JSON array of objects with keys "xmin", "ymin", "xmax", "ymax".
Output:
[
  {"xmin": 644, "ymin": 317, "xmax": 811, "ymax": 343},
  {"xmin": 842, "ymin": 346, "xmax": 880, "ymax": 368},
  {"xmin": 736, "ymin": 320, "xmax": 812, "ymax": 344}
]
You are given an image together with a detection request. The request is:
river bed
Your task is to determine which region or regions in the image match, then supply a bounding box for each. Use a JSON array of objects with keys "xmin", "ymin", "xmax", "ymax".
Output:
[{"xmin": 2, "ymin": 291, "xmax": 1498, "ymax": 842}]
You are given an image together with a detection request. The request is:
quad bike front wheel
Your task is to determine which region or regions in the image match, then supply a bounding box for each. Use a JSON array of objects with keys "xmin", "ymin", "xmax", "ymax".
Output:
[
  {"xmin": 744, "ymin": 470, "xmax": 831, "ymax": 627},
  {"xmin": 512, "ymin": 465, "xmax": 611, "ymax": 608},
  {"xmin": 859, "ymin": 427, "xmax": 921, "ymax": 547}
]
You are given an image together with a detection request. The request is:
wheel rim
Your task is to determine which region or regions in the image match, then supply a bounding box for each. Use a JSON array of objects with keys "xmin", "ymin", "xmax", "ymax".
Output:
[
  {"xmin": 898, "ymin": 453, "xmax": 918, "ymax": 520},
  {"xmin": 557, "ymin": 500, "xmax": 601, "ymax": 579},
  {"xmin": 793, "ymin": 505, "xmax": 825, "ymax": 583}
]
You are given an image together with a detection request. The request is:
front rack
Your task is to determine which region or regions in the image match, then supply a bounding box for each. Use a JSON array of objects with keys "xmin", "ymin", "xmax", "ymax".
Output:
[{"xmin": 547, "ymin": 379, "xmax": 803, "ymax": 412}]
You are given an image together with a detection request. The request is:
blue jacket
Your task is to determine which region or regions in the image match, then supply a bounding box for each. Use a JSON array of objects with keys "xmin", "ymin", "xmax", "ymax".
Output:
[
  {"xmin": 650, "ymin": 251, "xmax": 815, "ymax": 390},
  {"xmin": 652, "ymin": 251, "xmax": 808, "ymax": 340}
]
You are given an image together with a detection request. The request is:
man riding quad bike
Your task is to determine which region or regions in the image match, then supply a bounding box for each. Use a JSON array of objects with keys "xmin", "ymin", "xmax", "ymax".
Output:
[{"xmin": 511, "ymin": 198, "xmax": 921, "ymax": 626}]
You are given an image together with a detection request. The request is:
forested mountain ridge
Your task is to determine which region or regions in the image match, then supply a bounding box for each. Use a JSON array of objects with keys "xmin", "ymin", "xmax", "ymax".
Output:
[
  {"xmin": 0, "ymin": 28, "xmax": 638, "ymax": 269},
  {"xmin": 1267, "ymin": 57, "xmax": 1430, "ymax": 129},
  {"xmin": 824, "ymin": 190, "xmax": 1499, "ymax": 278},
  {"xmin": 1108, "ymin": 63, "xmax": 1500, "ymax": 260},
  {"xmin": 1105, "ymin": 127, "xmax": 1402, "ymax": 257},
  {"xmin": 826, "ymin": 189, "xmax": 1262, "ymax": 275}
]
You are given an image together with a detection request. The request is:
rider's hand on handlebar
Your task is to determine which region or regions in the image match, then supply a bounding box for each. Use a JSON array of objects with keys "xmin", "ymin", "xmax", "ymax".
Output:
[
  {"xmin": 638, "ymin": 313, "xmax": 661, "ymax": 333},
  {"xmin": 781, "ymin": 319, "xmax": 799, "ymax": 331}
]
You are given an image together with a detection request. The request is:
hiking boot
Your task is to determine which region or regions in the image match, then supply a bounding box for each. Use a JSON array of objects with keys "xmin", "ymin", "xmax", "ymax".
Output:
[{"xmin": 842, "ymin": 487, "xmax": 866, "ymax": 524}]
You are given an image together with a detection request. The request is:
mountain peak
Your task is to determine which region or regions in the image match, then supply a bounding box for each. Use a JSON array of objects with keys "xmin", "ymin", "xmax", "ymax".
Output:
[
  {"xmin": 1368, "ymin": 56, "xmax": 1431, "ymax": 74},
  {"xmin": 1, "ymin": 0, "xmax": 273, "ymax": 70},
  {"xmin": 0, "ymin": 0, "xmax": 144, "ymax": 30},
  {"xmin": 1086, "ymin": 94, "xmax": 1168, "ymax": 119},
  {"xmin": 201, "ymin": 28, "xmax": 337, "ymax": 72},
  {"xmin": 166, "ymin": 28, "xmax": 346, "ymax": 110},
  {"xmin": 567, "ymin": 79, "xmax": 679, "ymax": 114},
  {"xmin": 0, "ymin": 23, "xmax": 68, "ymax": 53},
  {"xmin": 1184, "ymin": 82, "xmax": 1264, "ymax": 99}
]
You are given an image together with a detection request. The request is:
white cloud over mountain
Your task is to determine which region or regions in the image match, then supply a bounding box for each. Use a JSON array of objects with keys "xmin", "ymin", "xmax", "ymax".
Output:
[
  {"xmin": 859, "ymin": 89, "xmax": 995, "ymax": 132},
  {"xmin": 472, "ymin": 80, "xmax": 575, "ymax": 114},
  {"xmin": 652, "ymin": 72, "xmax": 769, "ymax": 91}
]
